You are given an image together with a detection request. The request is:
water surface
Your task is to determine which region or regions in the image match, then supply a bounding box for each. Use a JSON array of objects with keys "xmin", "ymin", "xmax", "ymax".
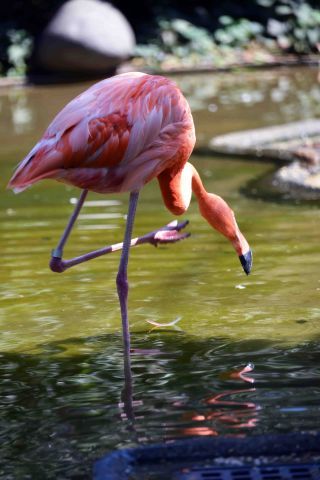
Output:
[{"xmin": 1, "ymin": 67, "xmax": 320, "ymax": 479}]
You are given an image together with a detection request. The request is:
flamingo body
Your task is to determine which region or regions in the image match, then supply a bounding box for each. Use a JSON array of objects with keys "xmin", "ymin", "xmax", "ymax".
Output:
[{"xmin": 9, "ymin": 72, "xmax": 195, "ymax": 195}]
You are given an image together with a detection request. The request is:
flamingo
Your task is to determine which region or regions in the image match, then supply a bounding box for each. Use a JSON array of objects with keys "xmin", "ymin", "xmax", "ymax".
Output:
[{"xmin": 7, "ymin": 72, "xmax": 252, "ymax": 356}]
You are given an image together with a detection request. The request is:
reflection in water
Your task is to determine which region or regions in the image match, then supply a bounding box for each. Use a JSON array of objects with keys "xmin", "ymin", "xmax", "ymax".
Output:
[
  {"xmin": 8, "ymin": 89, "xmax": 34, "ymax": 135},
  {"xmin": 121, "ymin": 347, "xmax": 135, "ymax": 424},
  {"xmin": 175, "ymin": 364, "xmax": 258, "ymax": 438},
  {"xmin": 177, "ymin": 67, "xmax": 320, "ymax": 122},
  {"xmin": 181, "ymin": 388, "xmax": 257, "ymax": 437},
  {"xmin": 1, "ymin": 334, "xmax": 320, "ymax": 478},
  {"xmin": 120, "ymin": 354, "xmax": 259, "ymax": 440}
]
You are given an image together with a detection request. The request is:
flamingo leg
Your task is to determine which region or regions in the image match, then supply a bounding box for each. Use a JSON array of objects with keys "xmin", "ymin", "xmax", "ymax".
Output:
[
  {"xmin": 51, "ymin": 189, "xmax": 89, "ymax": 259},
  {"xmin": 116, "ymin": 191, "xmax": 139, "ymax": 357},
  {"xmin": 50, "ymin": 192, "xmax": 190, "ymax": 273}
]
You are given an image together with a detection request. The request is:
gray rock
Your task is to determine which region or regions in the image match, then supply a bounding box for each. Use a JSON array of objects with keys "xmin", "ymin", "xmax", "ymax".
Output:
[
  {"xmin": 209, "ymin": 120, "xmax": 320, "ymax": 199},
  {"xmin": 273, "ymin": 160, "xmax": 320, "ymax": 199},
  {"xmin": 37, "ymin": 0, "xmax": 135, "ymax": 74},
  {"xmin": 209, "ymin": 120, "xmax": 320, "ymax": 159}
]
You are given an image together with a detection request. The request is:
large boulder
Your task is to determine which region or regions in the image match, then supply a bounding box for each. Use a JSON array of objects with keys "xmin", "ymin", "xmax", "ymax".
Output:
[{"xmin": 36, "ymin": 0, "xmax": 135, "ymax": 74}]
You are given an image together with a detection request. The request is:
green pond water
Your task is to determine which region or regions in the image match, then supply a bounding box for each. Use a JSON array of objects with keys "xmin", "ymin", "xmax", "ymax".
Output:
[{"xmin": 1, "ymin": 67, "xmax": 320, "ymax": 479}]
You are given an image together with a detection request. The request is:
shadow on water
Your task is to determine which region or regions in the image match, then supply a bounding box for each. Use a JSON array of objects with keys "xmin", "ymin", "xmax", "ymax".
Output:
[{"xmin": 1, "ymin": 332, "xmax": 320, "ymax": 479}]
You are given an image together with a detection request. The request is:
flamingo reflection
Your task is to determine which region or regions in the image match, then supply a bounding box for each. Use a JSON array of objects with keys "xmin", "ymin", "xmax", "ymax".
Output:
[
  {"xmin": 118, "ymin": 356, "xmax": 259, "ymax": 441},
  {"xmin": 179, "ymin": 364, "xmax": 259, "ymax": 437}
]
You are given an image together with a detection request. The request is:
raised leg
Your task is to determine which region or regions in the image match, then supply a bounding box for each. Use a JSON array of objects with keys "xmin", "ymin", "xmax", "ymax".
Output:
[
  {"xmin": 52, "ymin": 189, "xmax": 88, "ymax": 258},
  {"xmin": 50, "ymin": 191, "xmax": 190, "ymax": 273},
  {"xmin": 116, "ymin": 191, "xmax": 139, "ymax": 358}
]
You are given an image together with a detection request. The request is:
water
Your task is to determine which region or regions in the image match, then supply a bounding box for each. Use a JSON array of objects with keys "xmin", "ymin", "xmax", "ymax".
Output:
[{"xmin": 1, "ymin": 67, "xmax": 320, "ymax": 479}]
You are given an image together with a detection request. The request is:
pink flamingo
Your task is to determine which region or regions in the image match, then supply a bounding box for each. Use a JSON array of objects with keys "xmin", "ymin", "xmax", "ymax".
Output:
[{"xmin": 8, "ymin": 72, "xmax": 252, "ymax": 355}]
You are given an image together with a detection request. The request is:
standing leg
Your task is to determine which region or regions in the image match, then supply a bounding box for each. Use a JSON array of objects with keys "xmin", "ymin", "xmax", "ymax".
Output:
[
  {"xmin": 116, "ymin": 191, "xmax": 140, "ymax": 357},
  {"xmin": 121, "ymin": 346, "xmax": 134, "ymax": 422}
]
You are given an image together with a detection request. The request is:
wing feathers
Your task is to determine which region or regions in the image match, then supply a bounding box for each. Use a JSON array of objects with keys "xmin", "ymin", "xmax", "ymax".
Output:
[{"xmin": 8, "ymin": 72, "xmax": 195, "ymax": 193}]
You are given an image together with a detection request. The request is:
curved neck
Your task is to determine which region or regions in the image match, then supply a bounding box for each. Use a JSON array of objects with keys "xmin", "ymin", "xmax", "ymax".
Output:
[
  {"xmin": 158, "ymin": 162, "xmax": 250, "ymax": 257},
  {"xmin": 189, "ymin": 164, "xmax": 250, "ymax": 257}
]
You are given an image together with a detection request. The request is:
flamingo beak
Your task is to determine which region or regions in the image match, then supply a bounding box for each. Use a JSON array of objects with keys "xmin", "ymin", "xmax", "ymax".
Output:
[{"xmin": 239, "ymin": 249, "xmax": 253, "ymax": 275}]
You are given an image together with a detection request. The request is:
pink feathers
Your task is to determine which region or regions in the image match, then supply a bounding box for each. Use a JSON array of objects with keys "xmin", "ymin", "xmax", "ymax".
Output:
[{"xmin": 8, "ymin": 72, "xmax": 195, "ymax": 194}]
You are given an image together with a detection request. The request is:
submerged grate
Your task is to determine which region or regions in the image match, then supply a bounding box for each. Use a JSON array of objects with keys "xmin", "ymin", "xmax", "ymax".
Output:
[{"xmin": 175, "ymin": 464, "xmax": 320, "ymax": 480}]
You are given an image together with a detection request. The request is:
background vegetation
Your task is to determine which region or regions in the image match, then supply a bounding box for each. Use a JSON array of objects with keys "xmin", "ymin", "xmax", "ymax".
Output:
[{"xmin": 0, "ymin": 0, "xmax": 319, "ymax": 76}]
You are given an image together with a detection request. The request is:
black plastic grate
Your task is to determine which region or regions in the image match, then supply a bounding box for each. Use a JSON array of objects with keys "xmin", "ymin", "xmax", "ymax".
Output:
[
  {"xmin": 175, "ymin": 464, "xmax": 320, "ymax": 480},
  {"xmin": 94, "ymin": 434, "xmax": 320, "ymax": 480}
]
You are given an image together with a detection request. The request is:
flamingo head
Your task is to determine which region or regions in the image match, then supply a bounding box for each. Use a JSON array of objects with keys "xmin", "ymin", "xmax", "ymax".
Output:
[{"xmin": 198, "ymin": 192, "xmax": 253, "ymax": 275}]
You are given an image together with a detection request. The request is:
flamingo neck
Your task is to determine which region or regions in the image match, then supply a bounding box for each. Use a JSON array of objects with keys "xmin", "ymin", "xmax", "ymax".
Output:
[
  {"xmin": 189, "ymin": 164, "xmax": 250, "ymax": 257},
  {"xmin": 158, "ymin": 162, "xmax": 250, "ymax": 258},
  {"xmin": 190, "ymin": 164, "xmax": 206, "ymax": 199}
]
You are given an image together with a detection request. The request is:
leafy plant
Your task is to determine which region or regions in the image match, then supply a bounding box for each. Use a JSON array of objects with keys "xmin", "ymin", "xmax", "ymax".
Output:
[
  {"xmin": 159, "ymin": 19, "xmax": 215, "ymax": 54},
  {"xmin": 6, "ymin": 29, "xmax": 33, "ymax": 76},
  {"xmin": 266, "ymin": 0, "xmax": 320, "ymax": 52},
  {"xmin": 214, "ymin": 16, "xmax": 264, "ymax": 48},
  {"xmin": 133, "ymin": 16, "xmax": 272, "ymax": 69},
  {"xmin": 134, "ymin": 18, "xmax": 223, "ymax": 68}
]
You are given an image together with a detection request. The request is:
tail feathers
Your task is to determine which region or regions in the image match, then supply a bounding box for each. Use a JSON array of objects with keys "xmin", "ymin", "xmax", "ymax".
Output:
[
  {"xmin": 7, "ymin": 142, "xmax": 42, "ymax": 191},
  {"xmin": 7, "ymin": 140, "xmax": 62, "ymax": 192},
  {"xmin": 8, "ymin": 157, "xmax": 34, "ymax": 192}
]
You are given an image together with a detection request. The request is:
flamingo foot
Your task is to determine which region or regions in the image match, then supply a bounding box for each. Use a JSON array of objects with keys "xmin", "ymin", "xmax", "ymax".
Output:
[{"xmin": 148, "ymin": 220, "xmax": 190, "ymax": 246}]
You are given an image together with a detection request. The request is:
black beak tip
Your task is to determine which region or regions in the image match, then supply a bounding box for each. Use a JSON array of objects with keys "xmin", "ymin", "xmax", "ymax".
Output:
[{"xmin": 239, "ymin": 249, "xmax": 253, "ymax": 275}]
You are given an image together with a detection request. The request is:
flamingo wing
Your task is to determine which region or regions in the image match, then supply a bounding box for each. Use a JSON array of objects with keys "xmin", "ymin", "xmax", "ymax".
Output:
[{"xmin": 8, "ymin": 73, "xmax": 195, "ymax": 194}]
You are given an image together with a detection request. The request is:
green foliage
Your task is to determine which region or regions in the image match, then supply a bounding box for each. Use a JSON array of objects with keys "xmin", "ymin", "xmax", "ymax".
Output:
[
  {"xmin": 0, "ymin": 27, "xmax": 33, "ymax": 77},
  {"xmin": 134, "ymin": 1, "xmax": 320, "ymax": 69},
  {"xmin": 135, "ymin": 19, "xmax": 219, "ymax": 68},
  {"xmin": 214, "ymin": 16, "xmax": 264, "ymax": 47},
  {"xmin": 160, "ymin": 19, "xmax": 214, "ymax": 52},
  {"xmin": 6, "ymin": 29, "xmax": 33, "ymax": 76},
  {"xmin": 134, "ymin": 17, "xmax": 270, "ymax": 69},
  {"xmin": 272, "ymin": 1, "xmax": 320, "ymax": 53}
]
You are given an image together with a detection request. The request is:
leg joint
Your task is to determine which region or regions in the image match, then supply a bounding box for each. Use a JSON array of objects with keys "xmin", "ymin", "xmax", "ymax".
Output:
[{"xmin": 49, "ymin": 257, "xmax": 66, "ymax": 273}]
